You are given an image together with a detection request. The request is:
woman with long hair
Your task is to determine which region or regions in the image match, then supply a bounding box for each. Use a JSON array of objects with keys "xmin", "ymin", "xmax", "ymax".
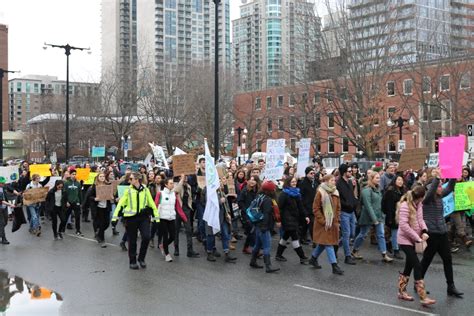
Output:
[
  {"xmin": 396, "ymin": 186, "xmax": 435, "ymax": 306},
  {"xmin": 238, "ymin": 175, "xmax": 261, "ymax": 254},
  {"xmin": 45, "ymin": 180, "xmax": 67, "ymax": 240},
  {"xmin": 382, "ymin": 175, "xmax": 406, "ymax": 259},
  {"xmin": 309, "ymin": 175, "xmax": 344, "ymax": 275},
  {"xmin": 352, "ymin": 172, "xmax": 393, "ymax": 262},
  {"xmin": 149, "ymin": 173, "xmax": 163, "ymax": 249},
  {"xmin": 275, "ymin": 176, "xmax": 309, "ymax": 264}
]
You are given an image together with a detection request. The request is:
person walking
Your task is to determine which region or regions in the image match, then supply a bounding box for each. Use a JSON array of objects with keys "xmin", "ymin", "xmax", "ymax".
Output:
[
  {"xmin": 45, "ymin": 180, "xmax": 67, "ymax": 240},
  {"xmin": 309, "ymin": 175, "xmax": 344, "ymax": 275},
  {"xmin": 420, "ymin": 168, "xmax": 463, "ymax": 298},
  {"xmin": 275, "ymin": 177, "xmax": 310, "ymax": 264},
  {"xmin": 0, "ymin": 178, "xmax": 16, "ymax": 245},
  {"xmin": 382, "ymin": 176, "xmax": 406, "ymax": 259},
  {"xmin": 237, "ymin": 175, "xmax": 260, "ymax": 254},
  {"xmin": 249, "ymin": 180, "xmax": 280, "ymax": 273},
  {"xmin": 396, "ymin": 186, "xmax": 435, "ymax": 306},
  {"xmin": 25, "ymin": 174, "xmax": 44, "ymax": 236},
  {"xmin": 64, "ymin": 170, "xmax": 83, "ymax": 237},
  {"xmin": 352, "ymin": 172, "xmax": 394, "ymax": 262},
  {"xmin": 297, "ymin": 166, "xmax": 319, "ymax": 246},
  {"xmin": 112, "ymin": 172, "xmax": 160, "ymax": 270}
]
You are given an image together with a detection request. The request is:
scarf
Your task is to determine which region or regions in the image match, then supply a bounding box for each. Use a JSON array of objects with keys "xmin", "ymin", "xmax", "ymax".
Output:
[
  {"xmin": 318, "ymin": 183, "xmax": 339, "ymax": 230},
  {"xmin": 283, "ymin": 187, "xmax": 301, "ymax": 198}
]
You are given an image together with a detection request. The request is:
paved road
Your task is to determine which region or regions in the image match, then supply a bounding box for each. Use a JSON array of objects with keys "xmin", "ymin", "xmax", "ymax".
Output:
[{"xmin": 1, "ymin": 220, "xmax": 473, "ymax": 316}]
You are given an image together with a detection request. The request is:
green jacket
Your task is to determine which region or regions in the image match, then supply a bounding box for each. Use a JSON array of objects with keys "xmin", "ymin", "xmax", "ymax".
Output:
[
  {"xmin": 358, "ymin": 186, "xmax": 384, "ymax": 226},
  {"xmin": 64, "ymin": 180, "xmax": 82, "ymax": 204},
  {"xmin": 112, "ymin": 184, "xmax": 159, "ymax": 222}
]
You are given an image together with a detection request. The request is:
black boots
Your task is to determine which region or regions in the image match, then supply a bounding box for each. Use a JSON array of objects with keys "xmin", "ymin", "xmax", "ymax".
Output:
[
  {"xmin": 295, "ymin": 247, "xmax": 309, "ymax": 264},
  {"xmin": 275, "ymin": 244, "xmax": 287, "ymax": 261},
  {"xmin": 447, "ymin": 284, "xmax": 464, "ymax": 298},
  {"xmin": 331, "ymin": 263, "xmax": 344, "ymax": 275},
  {"xmin": 264, "ymin": 255, "xmax": 280, "ymax": 273},
  {"xmin": 393, "ymin": 250, "xmax": 404, "ymax": 260},
  {"xmin": 309, "ymin": 256, "xmax": 322, "ymax": 269},
  {"xmin": 225, "ymin": 252, "xmax": 237, "ymax": 263},
  {"xmin": 1, "ymin": 238, "xmax": 9, "ymax": 245},
  {"xmin": 250, "ymin": 253, "xmax": 263, "ymax": 269}
]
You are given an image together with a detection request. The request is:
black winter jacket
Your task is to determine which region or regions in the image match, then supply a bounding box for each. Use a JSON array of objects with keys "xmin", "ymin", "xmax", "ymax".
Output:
[
  {"xmin": 422, "ymin": 178, "xmax": 455, "ymax": 234},
  {"xmin": 278, "ymin": 191, "xmax": 306, "ymax": 232},
  {"xmin": 381, "ymin": 187, "xmax": 403, "ymax": 229},
  {"xmin": 45, "ymin": 187, "xmax": 67, "ymax": 213},
  {"xmin": 255, "ymin": 195, "xmax": 275, "ymax": 232},
  {"xmin": 238, "ymin": 187, "xmax": 258, "ymax": 225},
  {"xmin": 336, "ymin": 177, "xmax": 359, "ymax": 213},
  {"xmin": 298, "ymin": 177, "xmax": 318, "ymax": 216}
]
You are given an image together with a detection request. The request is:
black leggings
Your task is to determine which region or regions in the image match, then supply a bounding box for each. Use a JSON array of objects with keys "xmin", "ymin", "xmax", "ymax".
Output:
[
  {"xmin": 420, "ymin": 233, "xmax": 454, "ymax": 286},
  {"xmin": 159, "ymin": 219, "xmax": 175, "ymax": 255},
  {"xmin": 400, "ymin": 245, "xmax": 422, "ymax": 280},
  {"xmin": 51, "ymin": 206, "xmax": 66, "ymax": 236},
  {"xmin": 96, "ymin": 207, "xmax": 111, "ymax": 242}
]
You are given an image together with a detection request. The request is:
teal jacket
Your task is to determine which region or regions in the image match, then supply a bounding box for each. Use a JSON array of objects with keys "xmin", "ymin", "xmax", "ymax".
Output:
[{"xmin": 358, "ymin": 186, "xmax": 384, "ymax": 226}]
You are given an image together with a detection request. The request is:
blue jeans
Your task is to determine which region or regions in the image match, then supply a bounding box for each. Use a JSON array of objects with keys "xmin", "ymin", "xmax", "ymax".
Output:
[
  {"xmin": 339, "ymin": 211, "xmax": 357, "ymax": 257},
  {"xmin": 391, "ymin": 228, "xmax": 399, "ymax": 251},
  {"xmin": 27, "ymin": 205, "xmax": 40, "ymax": 230},
  {"xmin": 311, "ymin": 244, "xmax": 337, "ymax": 264},
  {"xmin": 353, "ymin": 223, "xmax": 387, "ymax": 254},
  {"xmin": 206, "ymin": 221, "xmax": 231, "ymax": 253},
  {"xmin": 196, "ymin": 202, "xmax": 206, "ymax": 241},
  {"xmin": 252, "ymin": 227, "xmax": 271, "ymax": 256}
]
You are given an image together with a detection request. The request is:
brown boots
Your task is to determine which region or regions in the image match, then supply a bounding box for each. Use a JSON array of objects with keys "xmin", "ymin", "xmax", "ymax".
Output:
[
  {"xmin": 415, "ymin": 280, "xmax": 436, "ymax": 306},
  {"xmin": 397, "ymin": 273, "xmax": 414, "ymax": 301}
]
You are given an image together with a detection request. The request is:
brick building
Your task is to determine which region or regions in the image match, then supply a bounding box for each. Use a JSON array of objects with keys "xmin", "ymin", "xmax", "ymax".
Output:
[{"xmin": 233, "ymin": 58, "xmax": 473, "ymax": 158}]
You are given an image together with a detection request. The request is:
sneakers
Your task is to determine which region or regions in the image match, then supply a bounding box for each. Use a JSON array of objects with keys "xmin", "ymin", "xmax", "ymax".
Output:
[
  {"xmin": 229, "ymin": 244, "xmax": 236, "ymax": 250},
  {"xmin": 275, "ymin": 255, "xmax": 287, "ymax": 262},
  {"xmin": 138, "ymin": 260, "xmax": 147, "ymax": 268},
  {"xmin": 224, "ymin": 252, "xmax": 237, "ymax": 263},
  {"xmin": 174, "ymin": 249, "xmax": 180, "ymax": 256},
  {"xmin": 76, "ymin": 231, "xmax": 84, "ymax": 237},
  {"xmin": 1, "ymin": 238, "xmax": 10, "ymax": 245},
  {"xmin": 450, "ymin": 246, "xmax": 459, "ymax": 253},
  {"xmin": 149, "ymin": 240, "xmax": 155, "ymax": 248},
  {"xmin": 165, "ymin": 254, "xmax": 173, "ymax": 262},
  {"xmin": 382, "ymin": 253, "xmax": 394, "ymax": 263},
  {"xmin": 351, "ymin": 250, "xmax": 363, "ymax": 260},
  {"xmin": 129, "ymin": 263, "xmax": 139, "ymax": 270},
  {"xmin": 99, "ymin": 242, "xmax": 107, "ymax": 248},
  {"xmin": 58, "ymin": 233, "xmax": 63, "ymax": 240},
  {"xmin": 207, "ymin": 253, "xmax": 217, "ymax": 262}
]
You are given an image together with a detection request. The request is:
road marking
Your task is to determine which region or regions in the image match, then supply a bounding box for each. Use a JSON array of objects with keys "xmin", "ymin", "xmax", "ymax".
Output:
[
  {"xmin": 294, "ymin": 284, "xmax": 438, "ymax": 316},
  {"xmin": 67, "ymin": 234, "xmax": 119, "ymax": 248}
]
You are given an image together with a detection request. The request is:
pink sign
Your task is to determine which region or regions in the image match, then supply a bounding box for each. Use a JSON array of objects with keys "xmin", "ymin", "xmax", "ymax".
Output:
[{"xmin": 439, "ymin": 135, "xmax": 465, "ymax": 179}]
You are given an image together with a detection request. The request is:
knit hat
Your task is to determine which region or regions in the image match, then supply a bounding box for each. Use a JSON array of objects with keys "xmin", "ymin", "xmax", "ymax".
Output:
[
  {"xmin": 305, "ymin": 166, "xmax": 314, "ymax": 175},
  {"xmin": 338, "ymin": 163, "xmax": 349, "ymax": 175},
  {"xmin": 261, "ymin": 180, "xmax": 276, "ymax": 192}
]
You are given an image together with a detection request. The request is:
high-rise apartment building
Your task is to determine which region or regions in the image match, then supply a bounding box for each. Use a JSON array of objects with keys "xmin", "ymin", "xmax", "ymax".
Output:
[
  {"xmin": 450, "ymin": 0, "xmax": 474, "ymax": 54},
  {"xmin": 8, "ymin": 75, "xmax": 99, "ymax": 131},
  {"xmin": 233, "ymin": 0, "xmax": 318, "ymax": 92},
  {"xmin": 0, "ymin": 24, "xmax": 8, "ymax": 132}
]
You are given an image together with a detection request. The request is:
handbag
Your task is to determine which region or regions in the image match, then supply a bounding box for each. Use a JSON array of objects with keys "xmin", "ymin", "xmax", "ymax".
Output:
[{"xmin": 415, "ymin": 241, "xmax": 427, "ymax": 254}]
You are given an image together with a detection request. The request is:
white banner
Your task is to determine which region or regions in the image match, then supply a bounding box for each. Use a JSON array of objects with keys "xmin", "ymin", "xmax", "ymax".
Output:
[
  {"xmin": 296, "ymin": 138, "xmax": 311, "ymax": 178},
  {"xmin": 0, "ymin": 165, "xmax": 19, "ymax": 184},
  {"xmin": 264, "ymin": 139, "xmax": 286, "ymax": 181}
]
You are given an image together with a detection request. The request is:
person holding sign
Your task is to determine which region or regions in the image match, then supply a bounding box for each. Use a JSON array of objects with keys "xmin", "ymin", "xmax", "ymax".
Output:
[
  {"xmin": 25, "ymin": 174, "xmax": 44, "ymax": 237},
  {"xmin": 45, "ymin": 180, "xmax": 67, "ymax": 240},
  {"xmin": 449, "ymin": 168, "xmax": 473, "ymax": 249},
  {"xmin": 65, "ymin": 170, "xmax": 83, "ymax": 237},
  {"xmin": 420, "ymin": 168, "xmax": 463, "ymax": 298},
  {"xmin": 84, "ymin": 172, "xmax": 113, "ymax": 248}
]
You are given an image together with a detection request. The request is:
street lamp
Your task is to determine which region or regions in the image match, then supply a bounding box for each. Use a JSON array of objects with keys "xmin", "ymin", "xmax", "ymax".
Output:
[
  {"xmin": 0, "ymin": 68, "xmax": 19, "ymax": 161},
  {"xmin": 121, "ymin": 135, "xmax": 131, "ymax": 160},
  {"xmin": 235, "ymin": 126, "xmax": 248, "ymax": 165},
  {"xmin": 213, "ymin": 0, "xmax": 221, "ymax": 162},
  {"xmin": 387, "ymin": 116, "xmax": 415, "ymax": 140},
  {"xmin": 43, "ymin": 43, "xmax": 90, "ymax": 163},
  {"xmin": 242, "ymin": 134, "xmax": 247, "ymax": 162}
]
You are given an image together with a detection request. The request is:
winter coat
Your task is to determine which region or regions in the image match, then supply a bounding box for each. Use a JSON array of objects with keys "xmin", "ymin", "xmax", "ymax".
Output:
[
  {"xmin": 83, "ymin": 185, "xmax": 113, "ymax": 215},
  {"xmin": 255, "ymin": 195, "xmax": 276, "ymax": 232},
  {"xmin": 312, "ymin": 190, "xmax": 341, "ymax": 246},
  {"xmin": 358, "ymin": 186, "xmax": 384, "ymax": 226},
  {"xmin": 237, "ymin": 186, "xmax": 257, "ymax": 225},
  {"xmin": 45, "ymin": 187, "xmax": 67, "ymax": 213},
  {"xmin": 397, "ymin": 201, "xmax": 428, "ymax": 246},
  {"xmin": 379, "ymin": 172, "xmax": 395, "ymax": 193},
  {"xmin": 297, "ymin": 177, "xmax": 318, "ymax": 216},
  {"xmin": 174, "ymin": 181, "xmax": 193, "ymax": 211},
  {"xmin": 336, "ymin": 177, "xmax": 358, "ymax": 213},
  {"xmin": 422, "ymin": 178, "xmax": 455, "ymax": 234},
  {"xmin": 278, "ymin": 191, "xmax": 306, "ymax": 232},
  {"xmin": 382, "ymin": 187, "xmax": 403, "ymax": 229},
  {"xmin": 155, "ymin": 188, "xmax": 187, "ymax": 222}
]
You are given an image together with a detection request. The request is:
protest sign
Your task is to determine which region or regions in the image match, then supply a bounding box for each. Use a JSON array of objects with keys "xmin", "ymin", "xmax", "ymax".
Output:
[
  {"xmin": 44, "ymin": 176, "xmax": 62, "ymax": 189},
  {"xmin": 226, "ymin": 176, "xmax": 237, "ymax": 197},
  {"xmin": 96, "ymin": 185, "xmax": 114, "ymax": 201},
  {"xmin": 23, "ymin": 187, "xmax": 49, "ymax": 206},
  {"xmin": 197, "ymin": 176, "xmax": 206, "ymax": 189},
  {"xmin": 29, "ymin": 164, "xmax": 51, "ymax": 177},
  {"xmin": 149, "ymin": 143, "xmax": 169, "ymax": 169},
  {"xmin": 216, "ymin": 165, "xmax": 227, "ymax": 179},
  {"xmin": 296, "ymin": 138, "xmax": 311, "ymax": 178},
  {"xmin": 397, "ymin": 148, "xmax": 429, "ymax": 171},
  {"xmin": 443, "ymin": 189, "xmax": 455, "ymax": 217},
  {"xmin": 427, "ymin": 153, "xmax": 439, "ymax": 168},
  {"xmin": 264, "ymin": 139, "xmax": 286, "ymax": 181},
  {"xmin": 75, "ymin": 168, "xmax": 90, "ymax": 182},
  {"xmin": 91, "ymin": 146, "xmax": 106, "ymax": 158},
  {"xmin": 172, "ymin": 154, "xmax": 196, "ymax": 175},
  {"xmin": 0, "ymin": 165, "xmax": 19, "ymax": 183},
  {"xmin": 117, "ymin": 185, "xmax": 128, "ymax": 199},
  {"xmin": 439, "ymin": 135, "xmax": 465, "ymax": 179},
  {"xmin": 84, "ymin": 172, "xmax": 98, "ymax": 185},
  {"xmin": 454, "ymin": 182, "xmax": 474, "ymax": 211}
]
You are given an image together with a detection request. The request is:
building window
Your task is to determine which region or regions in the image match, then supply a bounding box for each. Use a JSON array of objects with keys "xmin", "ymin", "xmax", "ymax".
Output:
[
  {"xmin": 256, "ymin": 139, "xmax": 262, "ymax": 151},
  {"xmin": 388, "ymin": 107, "xmax": 396, "ymax": 119},
  {"xmin": 267, "ymin": 118, "xmax": 272, "ymax": 133},
  {"xmin": 403, "ymin": 79, "xmax": 413, "ymax": 95},
  {"xmin": 289, "ymin": 93, "xmax": 295, "ymax": 107},
  {"xmin": 314, "ymin": 113, "xmax": 321, "ymax": 128},
  {"xmin": 440, "ymin": 75, "xmax": 450, "ymax": 91},
  {"xmin": 387, "ymin": 81, "xmax": 395, "ymax": 96},
  {"xmin": 342, "ymin": 138, "xmax": 349, "ymax": 153},
  {"xmin": 328, "ymin": 137, "xmax": 335, "ymax": 153},
  {"xmin": 302, "ymin": 93, "xmax": 308, "ymax": 105},
  {"xmin": 442, "ymin": 100, "xmax": 451, "ymax": 120},
  {"xmin": 290, "ymin": 116, "xmax": 296, "ymax": 130},
  {"xmin": 266, "ymin": 96, "xmax": 272, "ymax": 110},
  {"xmin": 328, "ymin": 113, "xmax": 335, "ymax": 128},
  {"xmin": 16, "ymin": 82, "xmax": 21, "ymax": 92},
  {"xmin": 340, "ymin": 88, "xmax": 348, "ymax": 100},
  {"xmin": 422, "ymin": 76, "xmax": 431, "ymax": 93},
  {"xmin": 278, "ymin": 117, "xmax": 284, "ymax": 131},
  {"xmin": 256, "ymin": 118, "xmax": 261, "ymax": 132},
  {"xmin": 460, "ymin": 72, "xmax": 470, "ymax": 89},
  {"xmin": 290, "ymin": 138, "xmax": 296, "ymax": 152},
  {"xmin": 326, "ymin": 89, "xmax": 334, "ymax": 102},
  {"xmin": 388, "ymin": 135, "xmax": 396, "ymax": 152},
  {"xmin": 255, "ymin": 97, "xmax": 261, "ymax": 110},
  {"xmin": 277, "ymin": 95, "xmax": 284, "ymax": 107},
  {"xmin": 314, "ymin": 91, "xmax": 320, "ymax": 104}
]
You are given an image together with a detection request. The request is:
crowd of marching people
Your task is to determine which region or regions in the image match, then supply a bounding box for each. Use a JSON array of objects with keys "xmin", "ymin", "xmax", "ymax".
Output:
[{"xmin": 0, "ymin": 156, "xmax": 472, "ymax": 307}]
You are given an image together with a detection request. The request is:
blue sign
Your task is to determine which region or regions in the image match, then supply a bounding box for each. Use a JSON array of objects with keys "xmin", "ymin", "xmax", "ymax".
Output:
[
  {"xmin": 123, "ymin": 142, "xmax": 129, "ymax": 151},
  {"xmin": 91, "ymin": 146, "xmax": 106, "ymax": 158},
  {"xmin": 442, "ymin": 183, "xmax": 455, "ymax": 217}
]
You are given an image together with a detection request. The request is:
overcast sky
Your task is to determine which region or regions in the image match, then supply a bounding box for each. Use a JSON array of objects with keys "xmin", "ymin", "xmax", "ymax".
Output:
[{"xmin": 0, "ymin": 0, "xmax": 324, "ymax": 82}]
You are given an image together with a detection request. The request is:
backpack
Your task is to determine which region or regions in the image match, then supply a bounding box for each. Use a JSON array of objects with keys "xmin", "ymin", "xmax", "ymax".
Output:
[{"xmin": 246, "ymin": 194, "xmax": 265, "ymax": 223}]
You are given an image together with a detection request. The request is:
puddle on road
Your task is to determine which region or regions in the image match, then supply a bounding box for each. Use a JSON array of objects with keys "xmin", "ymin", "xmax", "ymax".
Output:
[{"xmin": 0, "ymin": 270, "xmax": 63, "ymax": 315}]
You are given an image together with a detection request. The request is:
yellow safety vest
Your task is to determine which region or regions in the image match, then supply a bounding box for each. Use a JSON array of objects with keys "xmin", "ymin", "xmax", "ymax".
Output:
[{"xmin": 112, "ymin": 185, "xmax": 159, "ymax": 222}]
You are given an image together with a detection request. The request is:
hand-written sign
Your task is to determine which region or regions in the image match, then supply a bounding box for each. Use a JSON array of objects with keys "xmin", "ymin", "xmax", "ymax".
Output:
[
  {"xmin": 427, "ymin": 153, "xmax": 439, "ymax": 168},
  {"xmin": 264, "ymin": 139, "xmax": 286, "ymax": 181},
  {"xmin": 172, "ymin": 154, "xmax": 196, "ymax": 176},
  {"xmin": 397, "ymin": 148, "xmax": 429, "ymax": 171},
  {"xmin": 226, "ymin": 176, "xmax": 237, "ymax": 197},
  {"xmin": 29, "ymin": 164, "xmax": 51, "ymax": 177},
  {"xmin": 296, "ymin": 138, "xmax": 311, "ymax": 178},
  {"xmin": 0, "ymin": 165, "xmax": 19, "ymax": 183},
  {"xmin": 23, "ymin": 187, "xmax": 49, "ymax": 206},
  {"xmin": 454, "ymin": 181, "xmax": 474, "ymax": 211},
  {"xmin": 96, "ymin": 185, "xmax": 114, "ymax": 201}
]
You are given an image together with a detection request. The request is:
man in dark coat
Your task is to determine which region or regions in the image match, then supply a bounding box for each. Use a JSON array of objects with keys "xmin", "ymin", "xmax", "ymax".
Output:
[{"xmin": 298, "ymin": 166, "xmax": 319, "ymax": 244}]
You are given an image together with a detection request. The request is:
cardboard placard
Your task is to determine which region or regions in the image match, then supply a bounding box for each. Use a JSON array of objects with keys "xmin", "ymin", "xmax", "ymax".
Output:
[
  {"xmin": 226, "ymin": 177, "xmax": 237, "ymax": 197},
  {"xmin": 75, "ymin": 168, "xmax": 91, "ymax": 182},
  {"xmin": 197, "ymin": 176, "xmax": 206, "ymax": 189},
  {"xmin": 23, "ymin": 187, "xmax": 49, "ymax": 206},
  {"xmin": 96, "ymin": 185, "xmax": 114, "ymax": 201},
  {"xmin": 117, "ymin": 185, "xmax": 129, "ymax": 199},
  {"xmin": 84, "ymin": 172, "xmax": 98, "ymax": 185},
  {"xmin": 29, "ymin": 164, "xmax": 51, "ymax": 177},
  {"xmin": 216, "ymin": 165, "xmax": 227, "ymax": 179},
  {"xmin": 439, "ymin": 135, "xmax": 465, "ymax": 179},
  {"xmin": 454, "ymin": 182, "xmax": 474, "ymax": 211},
  {"xmin": 172, "ymin": 154, "xmax": 196, "ymax": 176},
  {"xmin": 397, "ymin": 148, "xmax": 429, "ymax": 171}
]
